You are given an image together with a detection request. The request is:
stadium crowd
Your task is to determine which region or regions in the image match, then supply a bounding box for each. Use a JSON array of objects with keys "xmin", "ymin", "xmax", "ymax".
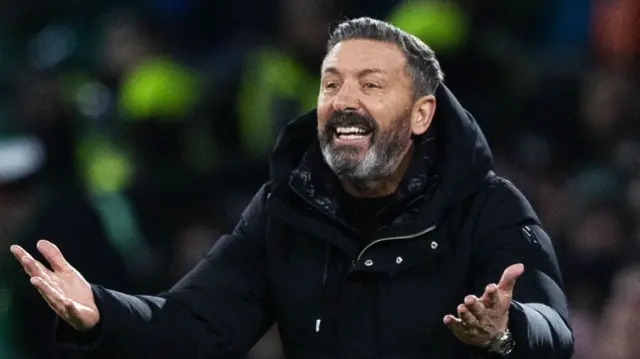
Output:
[{"xmin": 0, "ymin": 0, "xmax": 638, "ymax": 358}]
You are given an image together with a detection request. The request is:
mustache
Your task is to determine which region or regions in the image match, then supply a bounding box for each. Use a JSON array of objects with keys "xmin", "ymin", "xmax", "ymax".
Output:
[{"xmin": 324, "ymin": 111, "xmax": 377, "ymax": 132}]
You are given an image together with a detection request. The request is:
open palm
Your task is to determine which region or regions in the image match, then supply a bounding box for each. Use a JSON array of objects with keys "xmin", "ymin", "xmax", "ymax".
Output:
[
  {"xmin": 443, "ymin": 263, "xmax": 525, "ymax": 347},
  {"xmin": 10, "ymin": 240, "xmax": 100, "ymax": 331}
]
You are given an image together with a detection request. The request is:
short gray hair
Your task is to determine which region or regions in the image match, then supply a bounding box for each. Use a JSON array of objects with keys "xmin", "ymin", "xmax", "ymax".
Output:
[{"xmin": 326, "ymin": 17, "xmax": 444, "ymax": 98}]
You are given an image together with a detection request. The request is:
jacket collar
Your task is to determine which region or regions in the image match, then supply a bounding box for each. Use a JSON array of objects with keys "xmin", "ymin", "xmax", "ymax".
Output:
[
  {"xmin": 268, "ymin": 83, "xmax": 494, "ymax": 234},
  {"xmin": 287, "ymin": 130, "xmax": 438, "ymax": 230}
]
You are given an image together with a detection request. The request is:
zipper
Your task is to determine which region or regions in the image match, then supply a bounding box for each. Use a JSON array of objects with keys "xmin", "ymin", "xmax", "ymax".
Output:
[
  {"xmin": 354, "ymin": 224, "xmax": 437, "ymax": 264},
  {"xmin": 289, "ymin": 182, "xmax": 437, "ymax": 264}
]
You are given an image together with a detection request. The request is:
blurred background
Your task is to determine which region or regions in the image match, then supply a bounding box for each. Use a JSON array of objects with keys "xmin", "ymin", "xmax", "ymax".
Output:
[{"xmin": 0, "ymin": 0, "xmax": 638, "ymax": 358}]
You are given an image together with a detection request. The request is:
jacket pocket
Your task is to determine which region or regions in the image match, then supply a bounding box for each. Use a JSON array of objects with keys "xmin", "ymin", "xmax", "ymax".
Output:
[{"xmin": 353, "ymin": 227, "xmax": 452, "ymax": 277}]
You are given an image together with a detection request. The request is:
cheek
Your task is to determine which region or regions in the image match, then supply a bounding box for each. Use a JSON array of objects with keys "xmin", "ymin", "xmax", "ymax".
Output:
[
  {"xmin": 362, "ymin": 98, "xmax": 396, "ymax": 123},
  {"xmin": 316, "ymin": 112, "xmax": 329, "ymax": 132},
  {"xmin": 317, "ymin": 91, "xmax": 333, "ymax": 110},
  {"xmin": 316, "ymin": 101, "xmax": 333, "ymax": 130}
]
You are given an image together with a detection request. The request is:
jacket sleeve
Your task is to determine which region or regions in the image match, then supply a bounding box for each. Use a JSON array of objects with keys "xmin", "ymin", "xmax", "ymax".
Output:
[
  {"xmin": 469, "ymin": 178, "xmax": 574, "ymax": 359},
  {"xmin": 54, "ymin": 183, "xmax": 274, "ymax": 359}
]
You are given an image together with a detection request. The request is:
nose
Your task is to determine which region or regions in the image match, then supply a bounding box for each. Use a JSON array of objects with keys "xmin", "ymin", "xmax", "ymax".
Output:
[{"xmin": 332, "ymin": 82, "xmax": 359, "ymax": 113}]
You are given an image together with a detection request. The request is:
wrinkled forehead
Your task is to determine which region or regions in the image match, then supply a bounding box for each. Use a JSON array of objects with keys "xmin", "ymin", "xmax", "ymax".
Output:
[{"xmin": 321, "ymin": 39, "xmax": 408, "ymax": 77}]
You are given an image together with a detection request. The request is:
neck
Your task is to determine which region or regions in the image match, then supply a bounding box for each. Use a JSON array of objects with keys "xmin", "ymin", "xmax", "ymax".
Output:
[{"xmin": 342, "ymin": 144, "xmax": 415, "ymax": 198}]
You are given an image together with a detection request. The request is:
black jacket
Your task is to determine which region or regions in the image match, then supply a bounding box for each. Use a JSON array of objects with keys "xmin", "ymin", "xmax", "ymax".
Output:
[{"xmin": 55, "ymin": 84, "xmax": 574, "ymax": 359}]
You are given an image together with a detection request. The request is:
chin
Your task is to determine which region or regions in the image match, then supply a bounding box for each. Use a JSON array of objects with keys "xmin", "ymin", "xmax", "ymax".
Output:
[{"xmin": 329, "ymin": 148, "xmax": 368, "ymax": 163}]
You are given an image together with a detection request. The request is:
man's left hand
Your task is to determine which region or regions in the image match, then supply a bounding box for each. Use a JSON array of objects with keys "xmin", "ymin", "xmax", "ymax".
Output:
[{"xmin": 443, "ymin": 264, "xmax": 525, "ymax": 348}]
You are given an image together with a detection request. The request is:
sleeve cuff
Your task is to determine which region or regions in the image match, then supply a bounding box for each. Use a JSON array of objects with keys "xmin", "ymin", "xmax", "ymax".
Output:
[
  {"xmin": 503, "ymin": 300, "xmax": 531, "ymax": 358},
  {"xmin": 467, "ymin": 301, "xmax": 530, "ymax": 358}
]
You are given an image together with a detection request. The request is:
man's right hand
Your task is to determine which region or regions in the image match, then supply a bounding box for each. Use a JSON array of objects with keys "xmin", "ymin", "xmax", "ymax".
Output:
[{"xmin": 10, "ymin": 240, "xmax": 100, "ymax": 331}]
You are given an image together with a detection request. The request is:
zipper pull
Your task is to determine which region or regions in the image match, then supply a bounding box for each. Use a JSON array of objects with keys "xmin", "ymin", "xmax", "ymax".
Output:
[{"xmin": 315, "ymin": 318, "xmax": 322, "ymax": 332}]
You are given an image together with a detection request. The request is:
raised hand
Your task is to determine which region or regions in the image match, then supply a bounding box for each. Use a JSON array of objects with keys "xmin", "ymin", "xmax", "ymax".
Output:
[
  {"xmin": 10, "ymin": 240, "xmax": 100, "ymax": 331},
  {"xmin": 443, "ymin": 264, "xmax": 525, "ymax": 348}
]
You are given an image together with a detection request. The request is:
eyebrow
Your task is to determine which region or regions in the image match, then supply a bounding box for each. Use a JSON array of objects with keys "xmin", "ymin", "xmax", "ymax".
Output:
[{"xmin": 322, "ymin": 67, "xmax": 388, "ymax": 77}]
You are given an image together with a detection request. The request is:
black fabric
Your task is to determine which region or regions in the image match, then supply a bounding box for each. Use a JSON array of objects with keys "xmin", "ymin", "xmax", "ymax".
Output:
[
  {"xmin": 341, "ymin": 190, "xmax": 394, "ymax": 247},
  {"xmin": 286, "ymin": 121, "xmax": 439, "ymax": 235},
  {"xmin": 53, "ymin": 83, "xmax": 574, "ymax": 359}
]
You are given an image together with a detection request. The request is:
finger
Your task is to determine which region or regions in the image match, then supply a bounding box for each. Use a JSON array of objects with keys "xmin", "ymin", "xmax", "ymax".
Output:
[
  {"xmin": 37, "ymin": 240, "xmax": 71, "ymax": 273},
  {"xmin": 458, "ymin": 304, "xmax": 480, "ymax": 327},
  {"xmin": 31, "ymin": 276, "xmax": 74, "ymax": 321},
  {"xmin": 10, "ymin": 246, "xmax": 41, "ymax": 276},
  {"xmin": 30, "ymin": 277, "xmax": 67, "ymax": 313},
  {"xmin": 12, "ymin": 246, "xmax": 60, "ymax": 294},
  {"xmin": 32, "ymin": 281, "xmax": 62, "ymax": 314},
  {"xmin": 498, "ymin": 263, "xmax": 525, "ymax": 294},
  {"xmin": 481, "ymin": 283, "xmax": 500, "ymax": 308},
  {"xmin": 10, "ymin": 245, "xmax": 32, "ymax": 267},
  {"xmin": 443, "ymin": 314, "xmax": 466, "ymax": 333},
  {"xmin": 19, "ymin": 255, "xmax": 47, "ymax": 278},
  {"xmin": 464, "ymin": 295, "xmax": 486, "ymax": 319},
  {"xmin": 34, "ymin": 261, "xmax": 54, "ymax": 281},
  {"xmin": 9, "ymin": 245, "xmax": 23, "ymax": 258}
]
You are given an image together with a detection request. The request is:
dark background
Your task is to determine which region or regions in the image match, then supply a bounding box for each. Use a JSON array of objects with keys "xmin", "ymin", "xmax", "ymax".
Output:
[{"xmin": 0, "ymin": 0, "xmax": 638, "ymax": 358}]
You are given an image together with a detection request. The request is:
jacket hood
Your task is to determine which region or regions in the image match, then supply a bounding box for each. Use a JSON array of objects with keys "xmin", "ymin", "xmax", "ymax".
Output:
[{"xmin": 268, "ymin": 83, "xmax": 494, "ymax": 220}]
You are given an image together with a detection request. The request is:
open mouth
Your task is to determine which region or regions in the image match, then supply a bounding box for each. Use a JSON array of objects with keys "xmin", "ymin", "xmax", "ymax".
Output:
[{"xmin": 333, "ymin": 126, "xmax": 372, "ymax": 142}]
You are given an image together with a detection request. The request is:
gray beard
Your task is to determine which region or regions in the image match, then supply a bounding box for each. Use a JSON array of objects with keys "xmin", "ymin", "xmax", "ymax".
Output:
[
  {"xmin": 321, "ymin": 137, "xmax": 411, "ymax": 182},
  {"xmin": 319, "ymin": 109, "xmax": 413, "ymax": 182}
]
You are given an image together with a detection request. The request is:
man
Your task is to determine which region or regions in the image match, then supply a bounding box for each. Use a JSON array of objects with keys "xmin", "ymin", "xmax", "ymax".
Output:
[{"xmin": 10, "ymin": 17, "xmax": 574, "ymax": 358}]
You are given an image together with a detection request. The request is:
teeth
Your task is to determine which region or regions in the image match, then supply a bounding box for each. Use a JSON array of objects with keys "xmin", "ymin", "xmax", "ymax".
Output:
[
  {"xmin": 337, "ymin": 134, "xmax": 365, "ymax": 140},
  {"xmin": 336, "ymin": 126, "xmax": 366, "ymax": 134}
]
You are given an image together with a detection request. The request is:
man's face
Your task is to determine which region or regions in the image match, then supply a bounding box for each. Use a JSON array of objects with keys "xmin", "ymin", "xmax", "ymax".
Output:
[{"xmin": 317, "ymin": 39, "xmax": 424, "ymax": 181}]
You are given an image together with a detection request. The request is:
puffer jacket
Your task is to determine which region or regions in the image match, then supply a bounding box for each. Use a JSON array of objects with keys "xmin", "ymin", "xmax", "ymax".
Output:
[{"xmin": 55, "ymin": 83, "xmax": 574, "ymax": 359}]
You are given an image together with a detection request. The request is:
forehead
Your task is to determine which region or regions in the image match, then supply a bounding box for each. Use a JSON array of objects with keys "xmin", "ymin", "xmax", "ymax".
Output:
[{"xmin": 322, "ymin": 39, "xmax": 407, "ymax": 75}]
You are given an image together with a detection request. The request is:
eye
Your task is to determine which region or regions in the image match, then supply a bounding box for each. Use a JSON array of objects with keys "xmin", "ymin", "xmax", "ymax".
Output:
[
  {"xmin": 325, "ymin": 82, "xmax": 339, "ymax": 89},
  {"xmin": 364, "ymin": 83, "xmax": 380, "ymax": 89}
]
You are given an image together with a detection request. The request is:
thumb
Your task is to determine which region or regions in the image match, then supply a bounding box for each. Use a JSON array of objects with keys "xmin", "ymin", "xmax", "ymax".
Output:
[
  {"xmin": 498, "ymin": 263, "xmax": 525, "ymax": 294},
  {"xmin": 64, "ymin": 299, "xmax": 96, "ymax": 331},
  {"xmin": 60, "ymin": 299, "xmax": 80, "ymax": 321}
]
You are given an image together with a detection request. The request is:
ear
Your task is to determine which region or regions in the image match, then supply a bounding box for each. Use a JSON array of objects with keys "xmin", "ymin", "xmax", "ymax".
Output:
[{"xmin": 411, "ymin": 95, "xmax": 436, "ymax": 136}]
